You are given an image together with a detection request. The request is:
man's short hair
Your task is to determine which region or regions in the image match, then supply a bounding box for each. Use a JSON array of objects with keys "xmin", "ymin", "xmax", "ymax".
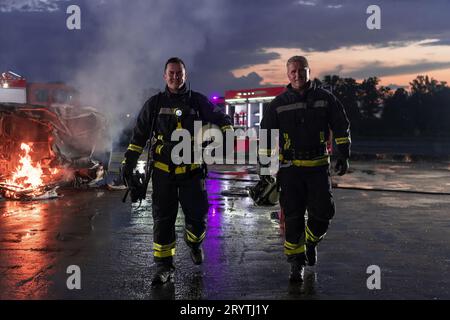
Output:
[
  {"xmin": 164, "ymin": 57, "xmax": 186, "ymax": 72},
  {"xmin": 286, "ymin": 56, "xmax": 309, "ymax": 68}
]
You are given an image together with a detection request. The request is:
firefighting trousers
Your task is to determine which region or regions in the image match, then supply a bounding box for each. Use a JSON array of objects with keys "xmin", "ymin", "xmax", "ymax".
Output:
[
  {"xmin": 278, "ymin": 165, "xmax": 335, "ymax": 264},
  {"xmin": 151, "ymin": 168, "xmax": 209, "ymax": 266}
]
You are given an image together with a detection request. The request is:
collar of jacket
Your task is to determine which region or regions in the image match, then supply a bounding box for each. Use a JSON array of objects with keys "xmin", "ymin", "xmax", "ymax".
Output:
[
  {"xmin": 286, "ymin": 81, "xmax": 315, "ymax": 98},
  {"xmin": 164, "ymin": 84, "xmax": 189, "ymax": 98}
]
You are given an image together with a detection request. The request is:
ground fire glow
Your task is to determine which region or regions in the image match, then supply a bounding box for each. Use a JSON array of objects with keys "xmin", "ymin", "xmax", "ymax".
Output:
[{"xmin": 0, "ymin": 143, "xmax": 60, "ymax": 200}]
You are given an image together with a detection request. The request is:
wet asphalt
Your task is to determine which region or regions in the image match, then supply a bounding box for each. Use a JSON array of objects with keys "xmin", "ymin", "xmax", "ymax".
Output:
[{"xmin": 0, "ymin": 160, "xmax": 449, "ymax": 300}]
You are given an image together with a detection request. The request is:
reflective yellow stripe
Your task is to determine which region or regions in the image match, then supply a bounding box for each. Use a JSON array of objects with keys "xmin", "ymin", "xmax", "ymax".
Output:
[
  {"xmin": 292, "ymin": 156, "xmax": 329, "ymax": 167},
  {"xmin": 153, "ymin": 241, "xmax": 176, "ymax": 251},
  {"xmin": 127, "ymin": 144, "xmax": 144, "ymax": 153},
  {"xmin": 153, "ymin": 161, "xmax": 201, "ymax": 174},
  {"xmin": 306, "ymin": 226, "xmax": 323, "ymax": 243},
  {"xmin": 155, "ymin": 145, "xmax": 163, "ymax": 155},
  {"xmin": 283, "ymin": 133, "xmax": 291, "ymax": 150},
  {"xmin": 175, "ymin": 164, "xmax": 201, "ymax": 174},
  {"xmin": 185, "ymin": 229, "xmax": 206, "ymax": 243},
  {"xmin": 121, "ymin": 159, "xmax": 126, "ymax": 165},
  {"xmin": 284, "ymin": 241, "xmax": 300, "ymax": 249},
  {"xmin": 284, "ymin": 241, "xmax": 305, "ymax": 255},
  {"xmin": 154, "ymin": 161, "xmax": 170, "ymax": 172},
  {"xmin": 153, "ymin": 248, "xmax": 176, "ymax": 258},
  {"xmin": 335, "ymin": 137, "xmax": 351, "ymax": 145},
  {"xmin": 221, "ymin": 125, "xmax": 233, "ymax": 131},
  {"xmin": 157, "ymin": 135, "xmax": 164, "ymax": 141},
  {"xmin": 153, "ymin": 241, "xmax": 176, "ymax": 258}
]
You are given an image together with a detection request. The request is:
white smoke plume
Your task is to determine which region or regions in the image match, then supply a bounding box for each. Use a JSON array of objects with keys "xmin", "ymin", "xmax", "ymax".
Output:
[{"xmin": 70, "ymin": 0, "xmax": 229, "ymax": 147}]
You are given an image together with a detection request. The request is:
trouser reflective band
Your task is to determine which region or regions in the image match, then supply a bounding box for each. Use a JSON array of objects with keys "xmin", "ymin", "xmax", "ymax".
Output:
[
  {"xmin": 284, "ymin": 240, "xmax": 306, "ymax": 255},
  {"xmin": 154, "ymin": 161, "xmax": 201, "ymax": 174},
  {"xmin": 153, "ymin": 241, "xmax": 176, "ymax": 258},
  {"xmin": 306, "ymin": 225, "xmax": 325, "ymax": 244},
  {"xmin": 292, "ymin": 156, "xmax": 330, "ymax": 167},
  {"xmin": 185, "ymin": 229, "xmax": 206, "ymax": 244}
]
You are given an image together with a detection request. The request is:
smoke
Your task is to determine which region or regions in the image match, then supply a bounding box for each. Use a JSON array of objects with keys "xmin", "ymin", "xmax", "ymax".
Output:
[{"xmin": 70, "ymin": 0, "xmax": 229, "ymax": 147}]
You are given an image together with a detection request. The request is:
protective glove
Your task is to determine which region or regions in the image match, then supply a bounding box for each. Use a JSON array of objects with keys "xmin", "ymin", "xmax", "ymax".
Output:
[
  {"xmin": 129, "ymin": 172, "xmax": 146, "ymax": 203},
  {"xmin": 121, "ymin": 149, "xmax": 140, "ymax": 186},
  {"xmin": 334, "ymin": 157, "xmax": 349, "ymax": 176}
]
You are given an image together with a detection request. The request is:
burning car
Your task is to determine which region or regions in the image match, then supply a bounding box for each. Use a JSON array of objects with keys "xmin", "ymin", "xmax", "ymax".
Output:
[{"xmin": 0, "ymin": 71, "xmax": 112, "ymax": 200}]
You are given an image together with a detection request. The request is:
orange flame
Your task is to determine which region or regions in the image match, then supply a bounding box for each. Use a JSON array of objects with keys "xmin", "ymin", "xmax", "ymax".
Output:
[
  {"xmin": 10, "ymin": 143, "xmax": 43, "ymax": 188},
  {"xmin": 3, "ymin": 143, "xmax": 50, "ymax": 199}
]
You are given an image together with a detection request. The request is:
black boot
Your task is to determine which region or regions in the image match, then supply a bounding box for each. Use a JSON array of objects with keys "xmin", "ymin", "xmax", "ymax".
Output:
[
  {"xmin": 190, "ymin": 246, "xmax": 204, "ymax": 265},
  {"xmin": 184, "ymin": 233, "xmax": 204, "ymax": 265},
  {"xmin": 151, "ymin": 264, "xmax": 175, "ymax": 286},
  {"xmin": 306, "ymin": 242, "xmax": 317, "ymax": 266},
  {"xmin": 289, "ymin": 262, "xmax": 305, "ymax": 283}
]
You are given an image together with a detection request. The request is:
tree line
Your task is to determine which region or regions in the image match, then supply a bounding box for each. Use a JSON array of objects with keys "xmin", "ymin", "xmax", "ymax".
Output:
[{"xmin": 314, "ymin": 75, "xmax": 450, "ymax": 138}]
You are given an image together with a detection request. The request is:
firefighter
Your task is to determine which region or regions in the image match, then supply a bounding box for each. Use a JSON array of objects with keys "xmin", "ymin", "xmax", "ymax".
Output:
[
  {"xmin": 122, "ymin": 57, "xmax": 233, "ymax": 285},
  {"xmin": 259, "ymin": 56, "xmax": 351, "ymax": 283}
]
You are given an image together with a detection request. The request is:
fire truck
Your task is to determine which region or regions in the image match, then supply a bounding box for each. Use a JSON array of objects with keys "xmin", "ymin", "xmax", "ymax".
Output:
[{"xmin": 0, "ymin": 71, "xmax": 111, "ymax": 198}]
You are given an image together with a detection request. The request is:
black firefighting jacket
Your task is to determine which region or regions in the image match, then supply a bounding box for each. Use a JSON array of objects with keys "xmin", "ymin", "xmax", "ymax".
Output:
[
  {"xmin": 259, "ymin": 81, "xmax": 351, "ymax": 168},
  {"xmin": 125, "ymin": 85, "xmax": 233, "ymax": 171}
]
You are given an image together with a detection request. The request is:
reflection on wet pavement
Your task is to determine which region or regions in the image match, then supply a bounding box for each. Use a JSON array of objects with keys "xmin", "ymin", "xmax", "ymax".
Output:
[{"xmin": 0, "ymin": 160, "xmax": 449, "ymax": 299}]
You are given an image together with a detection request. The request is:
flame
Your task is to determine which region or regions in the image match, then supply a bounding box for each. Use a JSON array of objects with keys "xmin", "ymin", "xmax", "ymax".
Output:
[
  {"xmin": 11, "ymin": 143, "xmax": 43, "ymax": 187},
  {"xmin": 2, "ymin": 143, "xmax": 55, "ymax": 199}
]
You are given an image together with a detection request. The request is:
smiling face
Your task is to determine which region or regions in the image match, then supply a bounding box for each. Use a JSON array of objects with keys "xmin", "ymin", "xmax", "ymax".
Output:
[
  {"xmin": 164, "ymin": 62, "xmax": 186, "ymax": 93},
  {"xmin": 287, "ymin": 61, "xmax": 310, "ymax": 91}
]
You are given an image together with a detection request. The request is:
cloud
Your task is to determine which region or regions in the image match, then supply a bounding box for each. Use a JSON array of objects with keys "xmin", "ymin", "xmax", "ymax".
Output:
[
  {"xmin": 3, "ymin": 0, "xmax": 450, "ymax": 100},
  {"xmin": 385, "ymin": 83, "xmax": 408, "ymax": 90},
  {"xmin": 0, "ymin": 0, "xmax": 69, "ymax": 12},
  {"xmin": 343, "ymin": 60, "xmax": 450, "ymax": 79},
  {"xmin": 327, "ymin": 4, "xmax": 343, "ymax": 9},
  {"xmin": 420, "ymin": 39, "xmax": 450, "ymax": 46},
  {"xmin": 295, "ymin": 0, "xmax": 317, "ymax": 6}
]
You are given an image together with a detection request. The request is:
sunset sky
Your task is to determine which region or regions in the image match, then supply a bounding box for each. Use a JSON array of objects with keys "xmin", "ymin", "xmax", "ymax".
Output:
[
  {"xmin": 232, "ymin": 39, "xmax": 450, "ymax": 89},
  {"xmin": 1, "ymin": 0, "xmax": 450, "ymax": 112}
]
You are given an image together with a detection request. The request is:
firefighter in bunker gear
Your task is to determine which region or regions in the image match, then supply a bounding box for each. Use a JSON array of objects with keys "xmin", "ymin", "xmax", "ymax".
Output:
[
  {"xmin": 123, "ymin": 57, "xmax": 233, "ymax": 285},
  {"xmin": 259, "ymin": 56, "xmax": 351, "ymax": 282}
]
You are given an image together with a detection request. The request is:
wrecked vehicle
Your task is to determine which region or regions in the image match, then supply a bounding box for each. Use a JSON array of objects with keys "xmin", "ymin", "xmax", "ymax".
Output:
[{"xmin": 0, "ymin": 71, "xmax": 112, "ymax": 200}]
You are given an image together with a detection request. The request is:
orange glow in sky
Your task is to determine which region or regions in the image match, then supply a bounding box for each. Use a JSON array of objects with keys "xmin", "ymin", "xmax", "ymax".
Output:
[{"xmin": 232, "ymin": 39, "xmax": 450, "ymax": 88}]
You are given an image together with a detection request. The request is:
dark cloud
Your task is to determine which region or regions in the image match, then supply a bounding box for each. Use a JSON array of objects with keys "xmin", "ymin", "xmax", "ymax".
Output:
[
  {"xmin": 342, "ymin": 60, "xmax": 450, "ymax": 79},
  {"xmin": 2, "ymin": 0, "xmax": 450, "ymax": 97}
]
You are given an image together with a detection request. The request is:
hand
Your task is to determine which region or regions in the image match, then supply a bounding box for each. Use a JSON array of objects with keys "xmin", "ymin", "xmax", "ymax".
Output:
[
  {"xmin": 334, "ymin": 157, "xmax": 349, "ymax": 176},
  {"xmin": 120, "ymin": 160, "xmax": 135, "ymax": 186}
]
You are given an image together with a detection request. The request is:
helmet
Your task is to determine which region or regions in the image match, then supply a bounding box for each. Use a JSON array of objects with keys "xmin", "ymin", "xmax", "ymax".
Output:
[{"xmin": 248, "ymin": 175, "xmax": 279, "ymax": 206}]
